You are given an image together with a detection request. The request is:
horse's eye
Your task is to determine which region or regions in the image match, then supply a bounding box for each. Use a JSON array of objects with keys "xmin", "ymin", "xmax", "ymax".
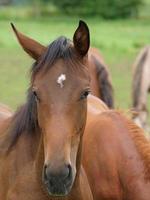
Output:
[
  {"xmin": 33, "ymin": 91, "xmax": 40, "ymax": 102},
  {"xmin": 80, "ymin": 90, "xmax": 90, "ymax": 100}
]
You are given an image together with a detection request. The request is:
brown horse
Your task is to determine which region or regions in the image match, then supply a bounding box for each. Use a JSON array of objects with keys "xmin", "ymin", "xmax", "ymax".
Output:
[
  {"xmin": 132, "ymin": 46, "xmax": 150, "ymax": 133},
  {"xmin": 88, "ymin": 48, "xmax": 114, "ymax": 108},
  {"xmin": 0, "ymin": 21, "xmax": 93, "ymax": 200},
  {"xmin": 83, "ymin": 110, "xmax": 150, "ymax": 200}
]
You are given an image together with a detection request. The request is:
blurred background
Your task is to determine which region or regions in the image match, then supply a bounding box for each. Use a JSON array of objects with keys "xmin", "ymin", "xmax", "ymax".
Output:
[{"xmin": 0, "ymin": 0, "xmax": 150, "ymax": 111}]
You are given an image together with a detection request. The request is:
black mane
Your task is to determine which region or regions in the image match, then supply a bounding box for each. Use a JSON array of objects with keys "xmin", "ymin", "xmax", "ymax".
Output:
[
  {"xmin": 7, "ymin": 36, "xmax": 76, "ymax": 149},
  {"xmin": 32, "ymin": 36, "xmax": 74, "ymax": 78},
  {"xmin": 93, "ymin": 56, "xmax": 114, "ymax": 108}
]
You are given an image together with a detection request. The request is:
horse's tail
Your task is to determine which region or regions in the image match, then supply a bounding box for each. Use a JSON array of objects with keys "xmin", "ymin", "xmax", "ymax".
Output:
[
  {"xmin": 132, "ymin": 46, "xmax": 150, "ymax": 108},
  {"xmin": 95, "ymin": 59, "xmax": 114, "ymax": 108}
]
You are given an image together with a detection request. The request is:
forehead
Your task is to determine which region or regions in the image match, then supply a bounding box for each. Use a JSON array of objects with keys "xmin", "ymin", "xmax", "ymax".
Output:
[{"xmin": 33, "ymin": 59, "xmax": 90, "ymax": 89}]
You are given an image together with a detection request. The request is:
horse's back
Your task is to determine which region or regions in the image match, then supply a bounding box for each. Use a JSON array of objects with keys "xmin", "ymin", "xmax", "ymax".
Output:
[
  {"xmin": 87, "ymin": 94, "xmax": 108, "ymax": 123},
  {"xmin": 89, "ymin": 48, "xmax": 106, "ymax": 66}
]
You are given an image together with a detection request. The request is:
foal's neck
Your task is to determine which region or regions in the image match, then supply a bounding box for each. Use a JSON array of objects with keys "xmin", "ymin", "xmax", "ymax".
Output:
[{"xmin": 117, "ymin": 124, "xmax": 150, "ymax": 200}]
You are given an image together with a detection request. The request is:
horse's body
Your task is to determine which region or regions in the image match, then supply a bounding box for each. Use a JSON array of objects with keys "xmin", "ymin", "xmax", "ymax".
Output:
[
  {"xmin": 132, "ymin": 46, "xmax": 150, "ymax": 133},
  {"xmin": 88, "ymin": 48, "xmax": 114, "ymax": 108},
  {"xmin": 83, "ymin": 109, "xmax": 150, "ymax": 200}
]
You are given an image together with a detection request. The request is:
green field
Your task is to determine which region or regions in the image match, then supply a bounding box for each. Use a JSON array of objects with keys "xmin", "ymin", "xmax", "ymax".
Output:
[{"xmin": 0, "ymin": 16, "xmax": 150, "ymax": 111}]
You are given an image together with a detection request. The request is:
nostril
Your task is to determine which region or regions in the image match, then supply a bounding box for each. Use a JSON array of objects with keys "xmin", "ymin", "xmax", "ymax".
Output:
[
  {"xmin": 44, "ymin": 164, "xmax": 48, "ymax": 170},
  {"xmin": 67, "ymin": 164, "xmax": 72, "ymax": 179},
  {"xmin": 43, "ymin": 164, "xmax": 48, "ymax": 181}
]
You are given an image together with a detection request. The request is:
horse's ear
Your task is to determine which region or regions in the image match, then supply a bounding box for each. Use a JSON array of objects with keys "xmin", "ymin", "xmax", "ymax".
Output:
[
  {"xmin": 73, "ymin": 20, "xmax": 90, "ymax": 57},
  {"xmin": 11, "ymin": 23, "xmax": 46, "ymax": 60}
]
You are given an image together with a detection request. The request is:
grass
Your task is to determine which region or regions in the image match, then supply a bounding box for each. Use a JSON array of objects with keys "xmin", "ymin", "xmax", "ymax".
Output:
[{"xmin": 0, "ymin": 15, "xmax": 150, "ymax": 112}]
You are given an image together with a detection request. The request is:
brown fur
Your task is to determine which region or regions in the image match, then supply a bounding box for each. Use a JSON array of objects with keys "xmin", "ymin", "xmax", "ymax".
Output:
[
  {"xmin": 123, "ymin": 115, "xmax": 150, "ymax": 180},
  {"xmin": 83, "ymin": 110, "xmax": 150, "ymax": 200}
]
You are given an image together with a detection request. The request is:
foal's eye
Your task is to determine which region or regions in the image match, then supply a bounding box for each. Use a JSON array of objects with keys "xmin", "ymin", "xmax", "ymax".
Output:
[
  {"xmin": 80, "ymin": 90, "xmax": 90, "ymax": 100},
  {"xmin": 33, "ymin": 91, "xmax": 40, "ymax": 102}
]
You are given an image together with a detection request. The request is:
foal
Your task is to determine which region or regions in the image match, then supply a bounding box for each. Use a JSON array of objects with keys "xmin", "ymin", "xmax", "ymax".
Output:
[{"xmin": 0, "ymin": 21, "xmax": 93, "ymax": 200}]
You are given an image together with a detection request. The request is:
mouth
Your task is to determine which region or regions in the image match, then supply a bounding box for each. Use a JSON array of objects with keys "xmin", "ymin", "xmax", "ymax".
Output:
[
  {"xmin": 43, "ymin": 172, "xmax": 73, "ymax": 197},
  {"xmin": 44, "ymin": 178, "xmax": 73, "ymax": 197}
]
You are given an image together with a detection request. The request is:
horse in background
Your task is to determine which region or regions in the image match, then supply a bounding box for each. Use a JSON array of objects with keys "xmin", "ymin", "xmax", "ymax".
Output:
[
  {"xmin": 83, "ymin": 108, "xmax": 150, "ymax": 200},
  {"xmin": 132, "ymin": 46, "xmax": 150, "ymax": 133},
  {"xmin": 88, "ymin": 48, "xmax": 114, "ymax": 108}
]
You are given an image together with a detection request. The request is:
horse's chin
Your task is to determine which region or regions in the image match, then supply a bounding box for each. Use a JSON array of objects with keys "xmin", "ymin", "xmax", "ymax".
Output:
[{"xmin": 45, "ymin": 181, "xmax": 73, "ymax": 197}]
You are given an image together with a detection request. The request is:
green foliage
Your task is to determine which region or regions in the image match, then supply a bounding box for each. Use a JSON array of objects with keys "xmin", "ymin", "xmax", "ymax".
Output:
[
  {"xmin": 97, "ymin": 0, "xmax": 142, "ymax": 18},
  {"xmin": 52, "ymin": 0, "xmax": 143, "ymax": 18}
]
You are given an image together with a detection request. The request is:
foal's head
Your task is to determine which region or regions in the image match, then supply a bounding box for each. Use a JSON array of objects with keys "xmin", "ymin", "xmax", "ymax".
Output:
[{"xmin": 12, "ymin": 21, "xmax": 90, "ymax": 196}]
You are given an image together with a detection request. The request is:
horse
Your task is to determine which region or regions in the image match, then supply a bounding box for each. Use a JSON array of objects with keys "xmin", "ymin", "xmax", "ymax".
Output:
[
  {"xmin": 0, "ymin": 20, "xmax": 94, "ymax": 200},
  {"xmin": 83, "ymin": 109, "xmax": 150, "ymax": 200},
  {"xmin": 88, "ymin": 48, "xmax": 114, "ymax": 108},
  {"xmin": 132, "ymin": 46, "xmax": 150, "ymax": 133}
]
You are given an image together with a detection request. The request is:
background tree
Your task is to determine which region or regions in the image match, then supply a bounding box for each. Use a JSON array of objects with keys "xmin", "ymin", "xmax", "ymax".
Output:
[{"xmin": 51, "ymin": 0, "xmax": 143, "ymax": 19}]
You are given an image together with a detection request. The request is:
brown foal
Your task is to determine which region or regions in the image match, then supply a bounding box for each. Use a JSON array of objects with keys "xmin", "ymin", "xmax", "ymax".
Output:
[{"xmin": 0, "ymin": 21, "xmax": 93, "ymax": 200}]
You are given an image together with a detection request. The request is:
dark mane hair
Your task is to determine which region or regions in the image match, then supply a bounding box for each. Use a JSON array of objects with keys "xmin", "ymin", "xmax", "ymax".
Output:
[
  {"xmin": 32, "ymin": 36, "xmax": 75, "ymax": 78},
  {"xmin": 93, "ymin": 56, "xmax": 114, "ymax": 108},
  {"xmin": 6, "ymin": 36, "xmax": 77, "ymax": 149}
]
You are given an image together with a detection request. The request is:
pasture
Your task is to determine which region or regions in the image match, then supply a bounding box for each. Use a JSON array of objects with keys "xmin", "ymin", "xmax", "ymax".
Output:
[{"xmin": 0, "ymin": 16, "xmax": 150, "ymax": 112}]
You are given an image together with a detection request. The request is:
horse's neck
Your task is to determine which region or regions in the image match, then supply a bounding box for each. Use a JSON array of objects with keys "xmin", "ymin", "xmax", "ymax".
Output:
[{"xmin": 116, "ymin": 122, "xmax": 150, "ymax": 199}]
